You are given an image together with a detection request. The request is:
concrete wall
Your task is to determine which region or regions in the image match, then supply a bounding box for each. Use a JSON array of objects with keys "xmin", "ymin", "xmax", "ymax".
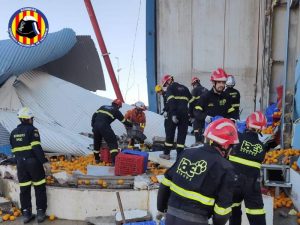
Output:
[
  {"xmin": 0, "ymin": 178, "xmax": 273, "ymax": 224},
  {"xmin": 156, "ymin": 0, "xmax": 263, "ymax": 118}
]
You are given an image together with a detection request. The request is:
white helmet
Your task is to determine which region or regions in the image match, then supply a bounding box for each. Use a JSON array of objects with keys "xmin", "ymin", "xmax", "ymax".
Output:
[
  {"xmin": 135, "ymin": 101, "xmax": 146, "ymax": 110},
  {"xmin": 226, "ymin": 75, "xmax": 236, "ymax": 86},
  {"xmin": 17, "ymin": 107, "xmax": 34, "ymax": 119}
]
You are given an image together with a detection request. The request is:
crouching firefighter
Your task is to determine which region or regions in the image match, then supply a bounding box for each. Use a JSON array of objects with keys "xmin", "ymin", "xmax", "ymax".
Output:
[
  {"xmin": 91, "ymin": 99, "xmax": 132, "ymax": 164},
  {"xmin": 10, "ymin": 107, "xmax": 50, "ymax": 223},
  {"xmin": 229, "ymin": 111, "xmax": 267, "ymax": 225},
  {"xmin": 157, "ymin": 118, "xmax": 239, "ymax": 225}
]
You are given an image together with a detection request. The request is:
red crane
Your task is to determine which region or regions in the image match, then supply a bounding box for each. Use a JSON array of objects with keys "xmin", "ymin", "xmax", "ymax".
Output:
[{"xmin": 84, "ymin": 0, "xmax": 124, "ymax": 102}]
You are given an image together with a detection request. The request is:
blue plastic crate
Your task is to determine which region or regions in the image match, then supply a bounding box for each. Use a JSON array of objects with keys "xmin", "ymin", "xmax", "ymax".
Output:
[
  {"xmin": 122, "ymin": 149, "xmax": 149, "ymax": 172},
  {"xmin": 0, "ymin": 145, "xmax": 12, "ymax": 156},
  {"xmin": 125, "ymin": 221, "xmax": 156, "ymax": 225}
]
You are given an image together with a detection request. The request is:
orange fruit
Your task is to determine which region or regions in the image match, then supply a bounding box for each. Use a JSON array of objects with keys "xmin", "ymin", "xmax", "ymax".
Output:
[
  {"xmin": 297, "ymin": 212, "xmax": 300, "ymax": 217},
  {"xmin": 49, "ymin": 214, "xmax": 55, "ymax": 221},
  {"xmin": 97, "ymin": 179, "xmax": 103, "ymax": 185},
  {"xmin": 102, "ymin": 181, "xmax": 108, "ymax": 188},
  {"xmin": 117, "ymin": 179, "xmax": 124, "ymax": 185},
  {"xmin": 13, "ymin": 211, "xmax": 20, "ymax": 217},
  {"xmin": 9, "ymin": 215, "xmax": 15, "ymax": 221},
  {"xmin": 297, "ymin": 218, "xmax": 300, "ymax": 224},
  {"xmin": 2, "ymin": 214, "xmax": 10, "ymax": 221}
]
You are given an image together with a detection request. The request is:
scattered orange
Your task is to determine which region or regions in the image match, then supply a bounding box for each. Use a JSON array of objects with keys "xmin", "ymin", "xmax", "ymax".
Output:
[
  {"xmin": 97, "ymin": 179, "xmax": 103, "ymax": 185},
  {"xmin": 102, "ymin": 181, "xmax": 108, "ymax": 188},
  {"xmin": 9, "ymin": 215, "xmax": 15, "ymax": 221},
  {"xmin": 49, "ymin": 214, "xmax": 55, "ymax": 221},
  {"xmin": 13, "ymin": 211, "xmax": 20, "ymax": 217},
  {"xmin": 2, "ymin": 214, "xmax": 10, "ymax": 221},
  {"xmin": 117, "ymin": 179, "xmax": 124, "ymax": 185}
]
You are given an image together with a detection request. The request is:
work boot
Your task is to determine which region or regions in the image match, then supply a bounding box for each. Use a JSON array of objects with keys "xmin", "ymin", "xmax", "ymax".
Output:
[
  {"xmin": 95, "ymin": 159, "xmax": 100, "ymax": 164},
  {"xmin": 23, "ymin": 209, "xmax": 35, "ymax": 224},
  {"xmin": 37, "ymin": 209, "xmax": 46, "ymax": 223},
  {"xmin": 159, "ymin": 154, "xmax": 170, "ymax": 160}
]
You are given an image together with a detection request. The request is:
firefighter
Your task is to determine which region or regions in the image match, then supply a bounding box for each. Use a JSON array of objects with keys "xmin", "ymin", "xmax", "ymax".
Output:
[
  {"xmin": 229, "ymin": 111, "xmax": 267, "ymax": 225},
  {"xmin": 91, "ymin": 99, "xmax": 132, "ymax": 164},
  {"xmin": 224, "ymin": 75, "xmax": 240, "ymax": 120},
  {"xmin": 157, "ymin": 118, "xmax": 239, "ymax": 225},
  {"xmin": 190, "ymin": 77, "xmax": 208, "ymax": 143},
  {"xmin": 193, "ymin": 68, "xmax": 235, "ymax": 141},
  {"xmin": 124, "ymin": 101, "xmax": 147, "ymax": 150},
  {"xmin": 155, "ymin": 84, "xmax": 168, "ymax": 116},
  {"xmin": 159, "ymin": 74, "xmax": 192, "ymax": 160},
  {"xmin": 10, "ymin": 107, "xmax": 50, "ymax": 223}
]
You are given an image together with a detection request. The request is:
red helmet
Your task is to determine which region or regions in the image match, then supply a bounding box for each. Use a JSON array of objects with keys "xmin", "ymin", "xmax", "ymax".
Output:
[
  {"xmin": 112, "ymin": 99, "xmax": 122, "ymax": 108},
  {"xmin": 191, "ymin": 77, "xmax": 200, "ymax": 85},
  {"xmin": 204, "ymin": 118, "xmax": 239, "ymax": 149},
  {"xmin": 246, "ymin": 111, "xmax": 267, "ymax": 130},
  {"xmin": 161, "ymin": 74, "xmax": 173, "ymax": 87},
  {"xmin": 210, "ymin": 68, "xmax": 228, "ymax": 82}
]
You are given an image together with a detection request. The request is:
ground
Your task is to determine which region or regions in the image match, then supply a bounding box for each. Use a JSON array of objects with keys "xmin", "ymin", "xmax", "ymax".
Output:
[
  {"xmin": 2, "ymin": 208, "xmax": 299, "ymax": 225},
  {"xmin": 273, "ymin": 208, "xmax": 299, "ymax": 225},
  {"xmin": 4, "ymin": 217, "xmax": 86, "ymax": 225}
]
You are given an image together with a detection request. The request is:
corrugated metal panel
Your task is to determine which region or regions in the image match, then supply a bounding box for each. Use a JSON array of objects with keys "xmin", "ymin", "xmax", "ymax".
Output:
[
  {"xmin": 0, "ymin": 123, "xmax": 10, "ymax": 146},
  {"xmin": 0, "ymin": 71, "xmax": 195, "ymax": 155},
  {"xmin": 0, "ymin": 28, "xmax": 77, "ymax": 86},
  {"xmin": 40, "ymin": 35, "xmax": 106, "ymax": 91}
]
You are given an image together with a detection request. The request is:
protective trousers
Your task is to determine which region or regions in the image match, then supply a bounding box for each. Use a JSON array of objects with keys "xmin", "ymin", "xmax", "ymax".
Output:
[
  {"xmin": 229, "ymin": 174, "xmax": 266, "ymax": 225},
  {"xmin": 164, "ymin": 114, "xmax": 189, "ymax": 159},
  {"xmin": 193, "ymin": 119, "xmax": 204, "ymax": 143},
  {"xmin": 93, "ymin": 123, "xmax": 119, "ymax": 163},
  {"xmin": 17, "ymin": 158, "xmax": 47, "ymax": 211},
  {"xmin": 165, "ymin": 213, "xmax": 208, "ymax": 225}
]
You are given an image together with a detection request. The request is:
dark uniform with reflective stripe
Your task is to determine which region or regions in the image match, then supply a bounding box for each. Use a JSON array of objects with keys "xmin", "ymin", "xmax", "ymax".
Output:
[
  {"xmin": 164, "ymin": 82, "xmax": 192, "ymax": 158},
  {"xmin": 190, "ymin": 85, "xmax": 208, "ymax": 142},
  {"xmin": 193, "ymin": 89, "xmax": 234, "ymax": 142},
  {"xmin": 10, "ymin": 123, "xmax": 47, "ymax": 212},
  {"xmin": 229, "ymin": 131, "xmax": 267, "ymax": 225},
  {"xmin": 224, "ymin": 87, "xmax": 240, "ymax": 120},
  {"xmin": 91, "ymin": 105, "xmax": 130, "ymax": 162},
  {"xmin": 157, "ymin": 145, "xmax": 235, "ymax": 225}
]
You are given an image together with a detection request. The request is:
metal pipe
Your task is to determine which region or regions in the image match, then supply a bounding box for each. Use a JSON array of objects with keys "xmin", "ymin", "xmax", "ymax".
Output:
[
  {"xmin": 84, "ymin": 0, "xmax": 124, "ymax": 102},
  {"xmin": 280, "ymin": 0, "xmax": 291, "ymax": 147}
]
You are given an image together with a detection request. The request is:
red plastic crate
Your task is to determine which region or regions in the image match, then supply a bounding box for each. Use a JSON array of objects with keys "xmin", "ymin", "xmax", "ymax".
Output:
[
  {"xmin": 100, "ymin": 147, "xmax": 111, "ymax": 163},
  {"xmin": 115, "ymin": 153, "xmax": 144, "ymax": 176}
]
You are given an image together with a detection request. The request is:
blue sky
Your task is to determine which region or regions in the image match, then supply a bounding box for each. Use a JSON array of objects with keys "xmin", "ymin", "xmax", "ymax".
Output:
[{"xmin": 0, "ymin": 0, "xmax": 147, "ymax": 104}]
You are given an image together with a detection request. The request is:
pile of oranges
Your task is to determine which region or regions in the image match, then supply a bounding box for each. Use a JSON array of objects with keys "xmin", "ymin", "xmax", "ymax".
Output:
[
  {"xmin": 272, "ymin": 192, "xmax": 293, "ymax": 209},
  {"xmin": 49, "ymin": 154, "xmax": 112, "ymax": 175},
  {"xmin": 0, "ymin": 207, "xmax": 21, "ymax": 222},
  {"xmin": 263, "ymin": 149, "xmax": 300, "ymax": 165}
]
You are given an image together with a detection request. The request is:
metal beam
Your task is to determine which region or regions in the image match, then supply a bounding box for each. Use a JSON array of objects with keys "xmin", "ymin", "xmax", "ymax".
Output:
[{"xmin": 146, "ymin": 0, "xmax": 157, "ymax": 112}]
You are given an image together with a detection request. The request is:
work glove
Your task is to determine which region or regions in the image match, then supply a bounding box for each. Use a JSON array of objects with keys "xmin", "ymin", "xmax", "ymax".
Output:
[
  {"xmin": 172, "ymin": 115, "xmax": 179, "ymax": 124},
  {"xmin": 205, "ymin": 115, "xmax": 212, "ymax": 124},
  {"xmin": 156, "ymin": 211, "xmax": 166, "ymax": 221},
  {"xmin": 43, "ymin": 162, "xmax": 51, "ymax": 175},
  {"xmin": 163, "ymin": 111, "xmax": 168, "ymax": 119}
]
